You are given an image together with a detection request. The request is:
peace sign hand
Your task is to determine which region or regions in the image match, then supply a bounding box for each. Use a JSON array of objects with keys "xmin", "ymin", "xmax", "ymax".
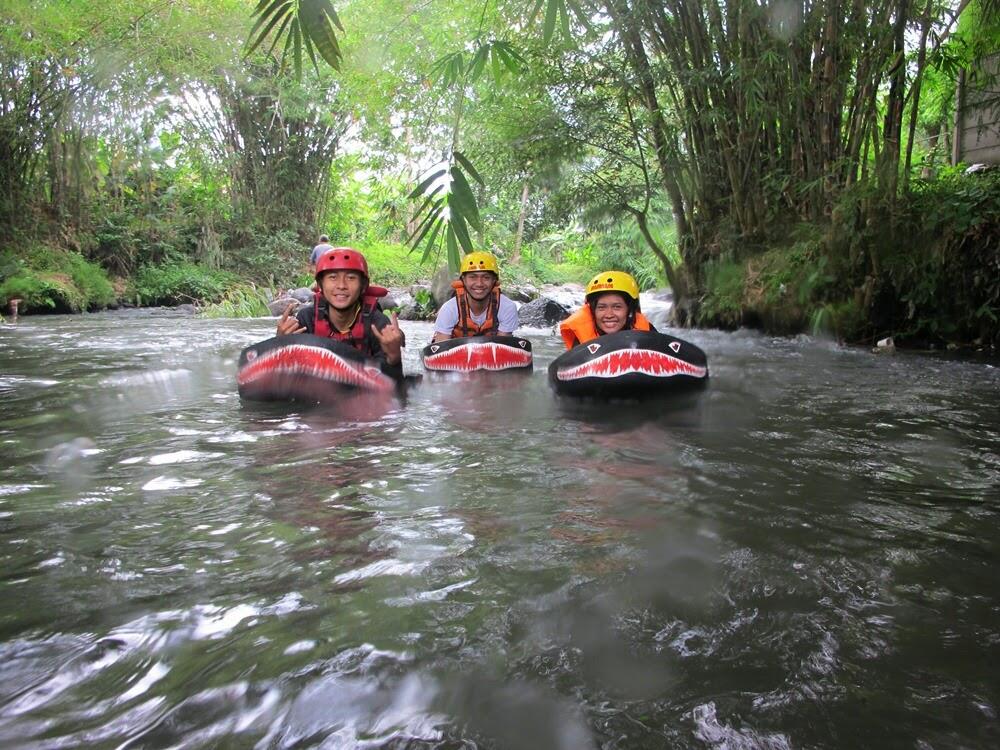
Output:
[{"xmin": 371, "ymin": 312, "xmax": 404, "ymax": 365}]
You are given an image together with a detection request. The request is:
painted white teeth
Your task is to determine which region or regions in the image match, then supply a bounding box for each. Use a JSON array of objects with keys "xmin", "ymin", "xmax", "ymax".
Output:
[
  {"xmin": 556, "ymin": 348, "xmax": 706, "ymax": 381},
  {"xmin": 425, "ymin": 343, "xmax": 531, "ymax": 371},
  {"xmin": 239, "ymin": 345, "xmax": 393, "ymax": 391}
]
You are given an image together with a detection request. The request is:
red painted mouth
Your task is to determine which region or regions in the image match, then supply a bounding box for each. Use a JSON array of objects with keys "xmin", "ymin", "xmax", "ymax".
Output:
[
  {"xmin": 556, "ymin": 348, "xmax": 707, "ymax": 381},
  {"xmin": 424, "ymin": 342, "xmax": 532, "ymax": 371},
  {"xmin": 238, "ymin": 344, "xmax": 394, "ymax": 391}
]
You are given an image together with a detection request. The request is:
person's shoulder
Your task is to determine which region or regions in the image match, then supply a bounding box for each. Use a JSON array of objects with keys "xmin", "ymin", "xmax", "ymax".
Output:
[
  {"xmin": 436, "ymin": 297, "xmax": 459, "ymax": 315},
  {"xmin": 498, "ymin": 295, "xmax": 519, "ymax": 319},
  {"xmin": 433, "ymin": 297, "xmax": 459, "ymax": 328}
]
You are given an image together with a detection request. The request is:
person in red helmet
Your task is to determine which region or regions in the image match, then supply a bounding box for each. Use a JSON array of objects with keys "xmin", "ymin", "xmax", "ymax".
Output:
[{"xmin": 277, "ymin": 248, "xmax": 405, "ymax": 379}]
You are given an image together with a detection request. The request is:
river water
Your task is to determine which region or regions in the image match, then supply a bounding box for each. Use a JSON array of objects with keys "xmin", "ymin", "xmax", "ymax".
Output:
[{"xmin": 1, "ymin": 310, "xmax": 998, "ymax": 749}]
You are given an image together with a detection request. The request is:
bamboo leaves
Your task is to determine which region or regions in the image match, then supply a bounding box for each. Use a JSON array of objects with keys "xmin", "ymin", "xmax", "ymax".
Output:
[
  {"xmin": 429, "ymin": 41, "xmax": 526, "ymax": 87},
  {"xmin": 407, "ymin": 156, "xmax": 485, "ymax": 268},
  {"xmin": 246, "ymin": 0, "xmax": 344, "ymax": 74},
  {"xmin": 420, "ymin": 34, "xmax": 523, "ymax": 269},
  {"xmin": 529, "ymin": 0, "xmax": 592, "ymax": 44}
]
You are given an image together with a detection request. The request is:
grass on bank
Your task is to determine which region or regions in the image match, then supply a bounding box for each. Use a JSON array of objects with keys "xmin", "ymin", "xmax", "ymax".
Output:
[
  {"xmin": 0, "ymin": 246, "xmax": 114, "ymax": 312},
  {"xmin": 1, "ymin": 218, "xmax": 670, "ymax": 318}
]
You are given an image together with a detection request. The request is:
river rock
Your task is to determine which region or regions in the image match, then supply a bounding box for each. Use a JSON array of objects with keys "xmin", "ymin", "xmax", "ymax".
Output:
[
  {"xmin": 540, "ymin": 283, "xmax": 586, "ymax": 310},
  {"xmin": 875, "ymin": 336, "xmax": 895, "ymax": 354},
  {"xmin": 289, "ymin": 287, "xmax": 314, "ymax": 303},
  {"xmin": 175, "ymin": 304, "xmax": 197, "ymax": 315},
  {"xmin": 268, "ymin": 297, "xmax": 300, "ymax": 317},
  {"xmin": 504, "ymin": 284, "xmax": 538, "ymax": 303},
  {"xmin": 431, "ymin": 266, "xmax": 453, "ymax": 307},
  {"xmin": 386, "ymin": 288, "xmax": 414, "ymax": 309},
  {"xmin": 398, "ymin": 301, "xmax": 439, "ymax": 322},
  {"xmin": 518, "ymin": 296, "xmax": 570, "ymax": 327},
  {"xmin": 396, "ymin": 304, "xmax": 420, "ymax": 321}
]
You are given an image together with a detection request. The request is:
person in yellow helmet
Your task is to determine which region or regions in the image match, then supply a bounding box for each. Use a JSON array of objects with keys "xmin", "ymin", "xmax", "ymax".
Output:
[
  {"xmin": 559, "ymin": 270, "xmax": 655, "ymax": 349},
  {"xmin": 432, "ymin": 251, "xmax": 520, "ymax": 342}
]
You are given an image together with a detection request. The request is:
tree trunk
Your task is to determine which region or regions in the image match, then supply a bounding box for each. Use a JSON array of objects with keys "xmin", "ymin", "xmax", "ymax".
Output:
[
  {"xmin": 632, "ymin": 210, "xmax": 685, "ymax": 297},
  {"xmin": 608, "ymin": 0, "xmax": 692, "ymax": 259},
  {"xmin": 878, "ymin": 0, "xmax": 910, "ymax": 200},
  {"xmin": 903, "ymin": 0, "xmax": 934, "ymax": 190}
]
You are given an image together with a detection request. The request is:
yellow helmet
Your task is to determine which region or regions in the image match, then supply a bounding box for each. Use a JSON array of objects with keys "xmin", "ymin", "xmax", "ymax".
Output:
[
  {"xmin": 460, "ymin": 251, "xmax": 499, "ymax": 276},
  {"xmin": 585, "ymin": 270, "xmax": 640, "ymax": 302}
]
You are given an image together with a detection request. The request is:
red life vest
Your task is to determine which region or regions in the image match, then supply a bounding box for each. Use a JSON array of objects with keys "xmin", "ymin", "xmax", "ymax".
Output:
[
  {"xmin": 312, "ymin": 285, "xmax": 388, "ymax": 353},
  {"xmin": 451, "ymin": 280, "xmax": 501, "ymax": 338},
  {"xmin": 559, "ymin": 304, "xmax": 652, "ymax": 350}
]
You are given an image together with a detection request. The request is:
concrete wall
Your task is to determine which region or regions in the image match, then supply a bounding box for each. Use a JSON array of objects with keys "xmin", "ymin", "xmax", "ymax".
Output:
[{"xmin": 954, "ymin": 52, "xmax": 1000, "ymax": 165}]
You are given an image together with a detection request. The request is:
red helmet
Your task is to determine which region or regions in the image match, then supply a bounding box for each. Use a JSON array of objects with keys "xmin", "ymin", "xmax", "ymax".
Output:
[{"xmin": 315, "ymin": 247, "xmax": 369, "ymax": 283}]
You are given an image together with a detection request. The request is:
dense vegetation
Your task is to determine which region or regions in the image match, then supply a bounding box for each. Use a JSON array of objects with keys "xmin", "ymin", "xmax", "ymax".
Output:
[{"xmin": 0, "ymin": 0, "xmax": 997, "ymax": 348}]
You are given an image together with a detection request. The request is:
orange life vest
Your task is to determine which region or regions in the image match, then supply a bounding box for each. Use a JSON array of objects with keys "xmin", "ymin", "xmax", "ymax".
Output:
[
  {"xmin": 451, "ymin": 280, "xmax": 501, "ymax": 338},
  {"xmin": 559, "ymin": 304, "xmax": 652, "ymax": 350}
]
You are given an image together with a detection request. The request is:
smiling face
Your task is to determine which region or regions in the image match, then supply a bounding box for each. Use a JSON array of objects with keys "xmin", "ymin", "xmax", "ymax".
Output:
[
  {"xmin": 461, "ymin": 271, "xmax": 497, "ymax": 302},
  {"xmin": 319, "ymin": 270, "xmax": 365, "ymax": 311},
  {"xmin": 592, "ymin": 292, "xmax": 631, "ymax": 334}
]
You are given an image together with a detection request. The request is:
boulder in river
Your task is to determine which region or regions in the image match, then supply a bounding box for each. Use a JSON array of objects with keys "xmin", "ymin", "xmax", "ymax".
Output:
[
  {"xmin": 289, "ymin": 287, "xmax": 314, "ymax": 303},
  {"xmin": 385, "ymin": 288, "xmax": 414, "ymax": 310},
  {"xmin": 540, "ymin": 283, "xmax": 586, "ymax": 310},
  {"xmin": 518, "ymin": 296, "xmax": 570, "ymax": 327},
  {"xmin": 431, "ymin": 266, "xmax": 453, "ymax": 308},
  {"xmin": 504, "ymin": 284, "xmax": 538, "ymax": 303},
  {"xmin": 875, "ymin": 336, "xmax": 896, "ymax": 354},
  {"xmin": 267, "ymin": 297, "xmax": 300, "ymax": 317}
]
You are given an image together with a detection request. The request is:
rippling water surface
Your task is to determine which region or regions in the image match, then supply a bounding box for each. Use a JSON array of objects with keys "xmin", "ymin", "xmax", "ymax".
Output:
[{"xmin": 1, "ymin": 310, "xmax": 998, "ymax": 749}]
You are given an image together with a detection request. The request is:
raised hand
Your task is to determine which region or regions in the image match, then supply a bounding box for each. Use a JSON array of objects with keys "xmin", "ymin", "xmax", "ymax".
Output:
[
  {"xmin": 276, "ymin": 303, "xmax": 306, "ymax": 336},
  {"xmin": 371, "ymin": 311, "xmax": 404, "ymax": 365}
]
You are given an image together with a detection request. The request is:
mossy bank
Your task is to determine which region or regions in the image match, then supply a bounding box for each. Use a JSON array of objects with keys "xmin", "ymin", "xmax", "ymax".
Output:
[{"xmin": 696, "ymin": 170, "xmax": 1000, "ymax": 351}]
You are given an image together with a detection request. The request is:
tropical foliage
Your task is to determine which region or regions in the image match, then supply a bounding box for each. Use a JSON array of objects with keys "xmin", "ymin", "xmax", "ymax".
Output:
[{"xmin": 0, "ymin": 0, "xmax": 997, "ymax": 348}]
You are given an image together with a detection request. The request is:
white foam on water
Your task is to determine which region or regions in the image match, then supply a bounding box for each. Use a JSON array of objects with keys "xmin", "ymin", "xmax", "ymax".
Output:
[
  {"xmin": 191, "ymin": 604, "xmax": 260, "ymax": 640},
  {"xmin": 690, "ymin": 702, "xmax": 792, "ymax": 750},
  {"xmin": 0, "ymin": 484, "xmax": 45, "ymax": 496},
  {"xmin": 141, "ymin": 476, "xmax": 203, "ymax": 491},
  {"xmin": 37, "ymin": 554, "xmax": 65, "ymax": 569},
  {"xmin": 101, "ymin": 369, "xmax": 192, "ymax": 388},
  {"xmin": 208, "ymin": 523, "xmax": 241, "ymax": 536},
  {"xmin": 334, "ymin": 559, "xmax": 432, "ymax": 585},
  {"xmin": 148, "ymin": 450, "xmax": 223, "ymax": 465},
  {"xmin": 116, "ymin": 661, "xmax": 170, "ymax": 704}
]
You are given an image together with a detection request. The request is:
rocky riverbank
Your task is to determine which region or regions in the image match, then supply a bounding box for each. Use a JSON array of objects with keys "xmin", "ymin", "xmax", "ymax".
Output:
[{"xmin": 265, "ymin": 282, "xmax": 593, "ymax": 327}]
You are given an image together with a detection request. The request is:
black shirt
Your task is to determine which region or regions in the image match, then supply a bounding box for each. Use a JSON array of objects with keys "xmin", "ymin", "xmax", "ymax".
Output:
[{"xmin": 294, "ymin": 300, "xmax": 404, "ymax": 381}]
